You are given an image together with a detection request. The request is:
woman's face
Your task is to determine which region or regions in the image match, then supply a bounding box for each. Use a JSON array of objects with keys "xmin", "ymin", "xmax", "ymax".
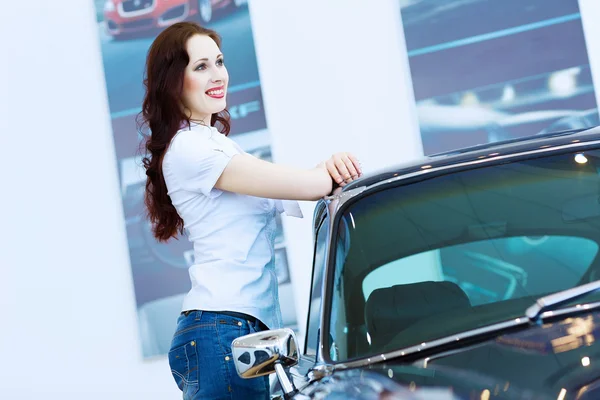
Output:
[{"xmin": 181, "ymin": 34, "xmax": 229, "ymax": 124}]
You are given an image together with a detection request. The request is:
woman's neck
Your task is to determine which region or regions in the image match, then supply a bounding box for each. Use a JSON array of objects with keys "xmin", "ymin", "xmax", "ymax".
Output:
[{"xmin": 189, "ymin": 113, "xmax": 211, "ymax": 127}]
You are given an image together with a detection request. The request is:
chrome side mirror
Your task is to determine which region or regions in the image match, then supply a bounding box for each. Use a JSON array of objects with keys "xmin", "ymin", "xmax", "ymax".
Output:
[{"xmin": 232, "ymin": 328, "xmax": 299, "ymax": 395}]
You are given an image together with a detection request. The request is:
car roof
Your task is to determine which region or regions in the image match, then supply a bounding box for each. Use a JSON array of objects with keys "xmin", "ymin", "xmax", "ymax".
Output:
[
  {"xmin": 312, "ymin": 126, "xmax": 600, "ymax": 231},
  {"xmin": 344, "ymin": 126, "xmax": 600, "ymax": 191}
]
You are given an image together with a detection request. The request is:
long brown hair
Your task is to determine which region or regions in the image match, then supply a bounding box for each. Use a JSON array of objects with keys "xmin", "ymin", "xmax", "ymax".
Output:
[{"xmin": 139, "ymin": 22, "xmax": 231, "ymax": 242}]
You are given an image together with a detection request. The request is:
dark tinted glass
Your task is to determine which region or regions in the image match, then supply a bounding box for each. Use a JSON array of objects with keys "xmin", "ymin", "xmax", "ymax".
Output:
[{"xmin": 328, "ymin": 149, "xmax": 600, "ymax": 361}]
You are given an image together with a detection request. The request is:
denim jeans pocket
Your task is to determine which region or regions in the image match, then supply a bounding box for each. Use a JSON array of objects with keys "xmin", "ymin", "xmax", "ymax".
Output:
[{"xmin": 168, "ymin": 340, "xmax": 199, "ymax": 398}]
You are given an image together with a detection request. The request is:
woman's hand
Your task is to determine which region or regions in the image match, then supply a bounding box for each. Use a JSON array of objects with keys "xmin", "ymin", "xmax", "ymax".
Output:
[
  {"xmin": 215, "ymin": 151, "xmax": 361, "ymax": 201},
  {"xmin": 320, "ymin": 152, "xmax": 362, "ymax": 187}
]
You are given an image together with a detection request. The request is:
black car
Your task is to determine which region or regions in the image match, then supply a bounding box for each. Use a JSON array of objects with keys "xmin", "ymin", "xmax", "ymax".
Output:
[{"xmin": 231, "ymin": 126, "xmax": 600, "ymax": 399}]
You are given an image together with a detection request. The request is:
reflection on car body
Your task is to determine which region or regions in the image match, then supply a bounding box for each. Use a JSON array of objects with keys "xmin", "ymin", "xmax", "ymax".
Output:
[{"xmin": 231, "ymin": 125, "xmax": 600, "ymax": 399}]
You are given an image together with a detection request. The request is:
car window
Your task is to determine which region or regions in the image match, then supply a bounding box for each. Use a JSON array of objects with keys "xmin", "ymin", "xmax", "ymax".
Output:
[
  {"xmin": 363, "ymin": 236, "xmax": 598, "ymax": 306},
  {"xmin": 327, "ymin": 149, "xmax": 600, "ymax": 362},
  {"xmin": 304, "ymin": 215, "xmax": 329, "ymax": 356}
]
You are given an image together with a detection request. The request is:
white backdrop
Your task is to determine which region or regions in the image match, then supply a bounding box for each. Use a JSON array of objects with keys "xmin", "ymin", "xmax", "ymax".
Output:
[
  {"xmin": 248, "ymin": 0, "xmax": 423, "ymax": 345},
  {"xmin": 0, "ymin": 0, "xmax": 420, "ymax": 398},
  {"xmin": 580, "ymin": 0, "xmax": 600, "ymax": 110},
  {"xmin": 3, "ymin": 0, "xmax": 600, "ymax": 398}
]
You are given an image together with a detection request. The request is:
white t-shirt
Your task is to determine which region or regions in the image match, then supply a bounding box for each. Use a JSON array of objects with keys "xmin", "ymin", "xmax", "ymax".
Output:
[{"xmin": 162, "ymin": 123, "xmax": 302, "ymax": 329}]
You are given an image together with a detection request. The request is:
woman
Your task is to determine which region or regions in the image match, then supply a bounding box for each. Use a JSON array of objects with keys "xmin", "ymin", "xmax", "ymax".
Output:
[{"xmin": 140, "ymin": 22, "xmax": 361, "ymax": 399}]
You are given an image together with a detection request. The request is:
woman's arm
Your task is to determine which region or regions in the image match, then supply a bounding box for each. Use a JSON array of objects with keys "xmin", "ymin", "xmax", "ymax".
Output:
[{"xmin": 215, "ymin": 152, "xmax": 361, "ymax": 201}]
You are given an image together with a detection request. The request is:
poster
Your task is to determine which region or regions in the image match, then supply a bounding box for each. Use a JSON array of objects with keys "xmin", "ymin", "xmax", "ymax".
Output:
[
  {"xmin": 399, "ymin": 0, "xmax": 599, "ymax": 155},
  {"xmin": 93, "ymin": 0, "xmax": 297, "ymax": 359}
]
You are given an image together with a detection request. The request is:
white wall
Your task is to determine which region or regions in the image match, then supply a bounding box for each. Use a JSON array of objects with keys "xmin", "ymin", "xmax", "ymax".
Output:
[
  {"xmin": 0, "ymin": 0, "xmax": 420, "ymax": 398},
  {"xmin": 0, "ymin": 1, "xmax": 180, "ymax": 399},
  {"xmin": 248, "ymin": 0, "xmax": 423, "ymax": 346},
  {"xmin": 580, "ymin": 0, "xmax": 600, "ymax": 110}
]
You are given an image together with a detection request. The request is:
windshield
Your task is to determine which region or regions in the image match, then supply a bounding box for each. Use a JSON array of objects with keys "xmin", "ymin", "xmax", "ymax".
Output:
[{"xmin": 326, "ymin": 148, "xmax": 600, "ymax": 362}]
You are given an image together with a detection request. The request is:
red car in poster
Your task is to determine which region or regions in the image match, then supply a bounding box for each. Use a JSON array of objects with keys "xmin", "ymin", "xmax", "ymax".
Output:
[{"xmin": 103, "ymin": 0, "xmax": 247, "ymax": 39}]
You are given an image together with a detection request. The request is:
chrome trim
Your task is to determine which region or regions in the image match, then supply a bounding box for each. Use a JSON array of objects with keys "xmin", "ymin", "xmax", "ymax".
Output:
[
  {"xmin": 411, "ymin": 343, "xmax": 487, "ymax": 368},
  {"xmin": 323, "ymin": 185, "xmax": 367, "ymax": 203},
  {"xmin": 117, "ymin": 0, "xmax": 156, "ymax": 18},
  {"xmin": 538, "ymin": 300, "xmax": 600, "ymax": 320},
  {"xmin": 526, "ymin": 280, "xmax": 600, "ymax": 322},
  {"xmin": 304, "ymin": 213, "xmax": 327, "ymax": 357},
  {"xmin": 232, "ymin": 328, "xmax": 298, "ymax": 386},
  {"xmin": 275, "ymin": 363, "xmax": 295, "ymax": 395},
  {"xmin": 311, "ymin": 201, "xmax": 327, "ymax": 242},
  {"xmin": 315, "ymin": 194, "xmax": 336, "ymax": 368},
  {"xmin": 335, "ymin": 316, "xmax": 530, "ymax": 370}
]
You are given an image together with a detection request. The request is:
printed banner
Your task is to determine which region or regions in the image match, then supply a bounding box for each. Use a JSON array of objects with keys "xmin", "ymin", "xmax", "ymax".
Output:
[
  {"xmin": 93, "ymin": 0, "xmax": 297, "ymax": 359},
  {"xmin": 399, "ymin": 0, "xmax": 598, "ymax": 155}
]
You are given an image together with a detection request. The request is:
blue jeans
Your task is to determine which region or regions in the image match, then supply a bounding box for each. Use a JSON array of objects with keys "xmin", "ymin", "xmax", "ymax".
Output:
[{"xmin": 168, "ymin": 310, "xmax": 271, "ymax": 400}]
